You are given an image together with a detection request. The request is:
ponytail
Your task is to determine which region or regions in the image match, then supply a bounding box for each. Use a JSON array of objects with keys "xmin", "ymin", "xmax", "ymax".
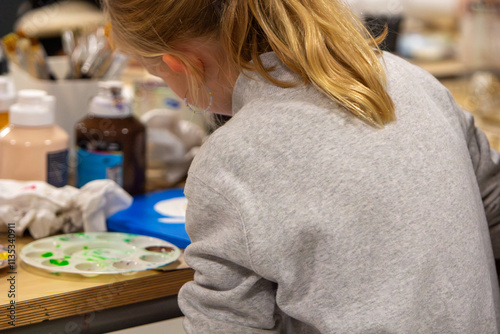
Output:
[
  {"xmin": 104, "ymin": 0, "xmax": 395, "ymax": 126},
  {"xmin": 220, "ymin": 0, "xmax": 396, "ymax": 127}
]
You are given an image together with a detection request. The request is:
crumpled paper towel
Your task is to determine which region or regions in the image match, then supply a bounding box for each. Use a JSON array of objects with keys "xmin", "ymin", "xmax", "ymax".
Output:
[{"xmin": 0, "ymin": 179, "xmax": 132, "ymax": 239}]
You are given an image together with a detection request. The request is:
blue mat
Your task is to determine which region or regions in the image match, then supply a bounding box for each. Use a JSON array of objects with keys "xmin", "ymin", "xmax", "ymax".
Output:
[{"xmin": 107, "ymin": 188, "xmax": 191, "ymax": 248}]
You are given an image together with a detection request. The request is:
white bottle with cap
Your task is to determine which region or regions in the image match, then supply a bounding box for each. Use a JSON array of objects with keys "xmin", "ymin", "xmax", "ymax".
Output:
[
  {"xmin": 0, "ymin": 76, "xmax": 15, "ymax": 129},
  {"xmin": 0, "ymin": 89, "xmax": 69, "ymax": 187}
]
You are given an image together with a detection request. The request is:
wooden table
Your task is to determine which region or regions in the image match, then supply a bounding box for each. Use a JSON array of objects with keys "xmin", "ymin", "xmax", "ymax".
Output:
[{"xmin": 0, "ymin": 235, "xmax": 194, "ymax": 333}]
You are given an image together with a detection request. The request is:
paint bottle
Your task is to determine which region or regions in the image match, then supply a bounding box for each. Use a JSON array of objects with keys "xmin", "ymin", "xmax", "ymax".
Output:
[
  {"xmin": 75, "ymin": 81, "xmax": 146, "ymax": 195},
  {"xmin": 0, "ymin": 90, "xmax": 69, "ymax": 187},
  {"xmin": 0, "ymin": 76, "xmax": 15, "ymax": 129}
]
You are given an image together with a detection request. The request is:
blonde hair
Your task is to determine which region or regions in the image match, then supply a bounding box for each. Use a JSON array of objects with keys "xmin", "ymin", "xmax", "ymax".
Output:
[{"xmin": 104, "ymin": 0, "xmax": 395, "ymax": 127}]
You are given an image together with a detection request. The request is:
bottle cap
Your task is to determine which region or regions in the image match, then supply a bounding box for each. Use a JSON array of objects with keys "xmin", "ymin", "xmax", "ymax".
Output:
[
  {"xmin": 0, "ymin": 76, "xmax": 16, "ymax": 111},
  {"xmin": 89, "ymin": 80, "xmax": 133, "ymax": 117},
  {"xmin": 9, "ymin": 89, "xmax": 56, "ymax": 126}
]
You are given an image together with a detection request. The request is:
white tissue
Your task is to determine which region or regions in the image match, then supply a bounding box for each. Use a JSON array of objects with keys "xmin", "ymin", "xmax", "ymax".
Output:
[{"xmin": 0, "ymin": 179, "xmax": 132, "ymax": 239}]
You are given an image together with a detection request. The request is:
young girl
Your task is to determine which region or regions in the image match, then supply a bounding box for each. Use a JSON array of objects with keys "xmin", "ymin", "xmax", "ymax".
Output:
[{"xmin": 104, "ymin": 0, "xmax": 500, "ymax": 332}]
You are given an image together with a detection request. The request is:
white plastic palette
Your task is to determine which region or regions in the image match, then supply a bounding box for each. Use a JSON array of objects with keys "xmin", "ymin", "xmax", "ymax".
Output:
[{"xmin": 20, "ymin": 232, "xmax": 181, "ymax": 277}]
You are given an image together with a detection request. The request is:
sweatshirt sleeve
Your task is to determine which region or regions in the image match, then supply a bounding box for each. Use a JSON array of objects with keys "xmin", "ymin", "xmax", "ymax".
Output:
[
  {"xmin": 178, "ymin": 175, "xmax": 282, "ymax": 333},
  {"xmin": 399, "ymin": 55, "xmax": 500, "ymax": 257},
  {"xmin": 461, "ymin": 107, "xmax": 500, "ymax": 257}
]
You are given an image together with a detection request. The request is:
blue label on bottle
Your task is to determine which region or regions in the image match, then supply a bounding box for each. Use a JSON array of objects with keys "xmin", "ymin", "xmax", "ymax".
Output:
[
  {"xmin": 76, "ymin": 149, "xmax": 123, "ymax": 188},
  {"xmin": 47, "ymin": 149, "xmax": 69, "ymax": 188}
]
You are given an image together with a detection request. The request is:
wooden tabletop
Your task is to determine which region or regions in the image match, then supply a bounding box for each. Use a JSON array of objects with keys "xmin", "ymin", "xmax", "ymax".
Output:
[{"xmin": 0, "ymin": 235, "xmax": 194, "ymax": 330}]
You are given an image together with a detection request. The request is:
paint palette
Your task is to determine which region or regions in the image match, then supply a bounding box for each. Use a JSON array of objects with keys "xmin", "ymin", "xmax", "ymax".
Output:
[{"xmin": 20, "ymin": 232, "xmax": 181, "ymax": 277}]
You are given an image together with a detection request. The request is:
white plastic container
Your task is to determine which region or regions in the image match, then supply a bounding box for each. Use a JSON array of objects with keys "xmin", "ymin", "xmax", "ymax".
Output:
[
  {"xmin": 9, "ymin": 62, "xmax": 99, "ymax": 147},
  {"xmin": 0, "ymin": 89, "xmax": 69, "ymax": 187}
]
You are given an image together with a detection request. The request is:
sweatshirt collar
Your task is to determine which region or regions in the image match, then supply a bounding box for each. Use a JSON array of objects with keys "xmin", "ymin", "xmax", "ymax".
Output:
[{"xmin": 231, "ymin": 52, "xmax": 300, "ymax": 115}]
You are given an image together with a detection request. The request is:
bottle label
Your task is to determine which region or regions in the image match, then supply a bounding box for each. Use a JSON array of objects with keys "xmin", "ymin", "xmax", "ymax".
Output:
[
  {"xmin": 76, "ymin": 149, "xmax": 124, "ymax": 188},
  {"xmin": 47, "ymin": 149, "xmax": 69, "ymax": 188}
]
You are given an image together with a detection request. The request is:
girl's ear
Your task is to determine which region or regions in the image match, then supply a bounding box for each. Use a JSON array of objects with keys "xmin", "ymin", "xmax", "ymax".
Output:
[
  {"xmin": 162, "ymin": 54, "xmax": 186, "ymax": 73},
  {"xmin": 162, "ymin": 50, "xmax": 205, "ymax": 75}
]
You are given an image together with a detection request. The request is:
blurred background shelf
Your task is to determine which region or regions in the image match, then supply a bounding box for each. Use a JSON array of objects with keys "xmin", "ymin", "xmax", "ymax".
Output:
[{"xmin": 409, "ymin": 58, "xmax": 468, "ymax": 79}]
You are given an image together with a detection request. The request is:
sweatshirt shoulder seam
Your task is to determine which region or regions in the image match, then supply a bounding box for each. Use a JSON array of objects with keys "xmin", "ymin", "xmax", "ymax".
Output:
[{"xmin": 188, "ymin": 173, "xmax": 259, "ymax": 274}]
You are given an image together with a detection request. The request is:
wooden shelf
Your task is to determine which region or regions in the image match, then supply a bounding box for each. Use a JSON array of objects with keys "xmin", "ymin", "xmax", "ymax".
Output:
[{"xmin": 408, "ymin": 58, "xmax": 468, "ymax": 78}]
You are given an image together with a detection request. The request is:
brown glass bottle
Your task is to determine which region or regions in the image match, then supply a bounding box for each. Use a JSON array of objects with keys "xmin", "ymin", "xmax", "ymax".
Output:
[{"xmin": 75, "ymin": 81, "xmax": 146, "ymax": 195}]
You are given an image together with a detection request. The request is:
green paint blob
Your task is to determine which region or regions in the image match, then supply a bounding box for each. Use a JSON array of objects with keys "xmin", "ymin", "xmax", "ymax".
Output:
[
  {"xmin": 64, "ymin": 256, "xmax": 71, "ymax": 259},
  {"xmin": 55, "ymin": 244, "xmax": 61, "ymax": 248},
  {"xmin": 59, "ymin": 237, "xmax": 70, "ymax": 241},
  {"xmin": 49, "ymin": 259, "xmax": 69, "ymax": 266},
  {"xmin": 83, "ymin": 246, "xmax": 89, "ymax": 250},
  {"xmin": 41, "ymin": 252, "xmax": 53, "ymax": 258},
  {"xmin": 76, "ymin": 232, "xmax": 85, "ymax": 235},
  {"xmin": 124, "ymin": 239, "xmax": 131, "ymax": 243}
]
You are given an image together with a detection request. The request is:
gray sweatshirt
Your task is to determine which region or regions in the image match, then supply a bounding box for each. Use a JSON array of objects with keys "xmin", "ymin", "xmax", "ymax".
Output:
[{"xmin": 178, "ymin": 52, "xmax": 500, "ymax": 333}]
